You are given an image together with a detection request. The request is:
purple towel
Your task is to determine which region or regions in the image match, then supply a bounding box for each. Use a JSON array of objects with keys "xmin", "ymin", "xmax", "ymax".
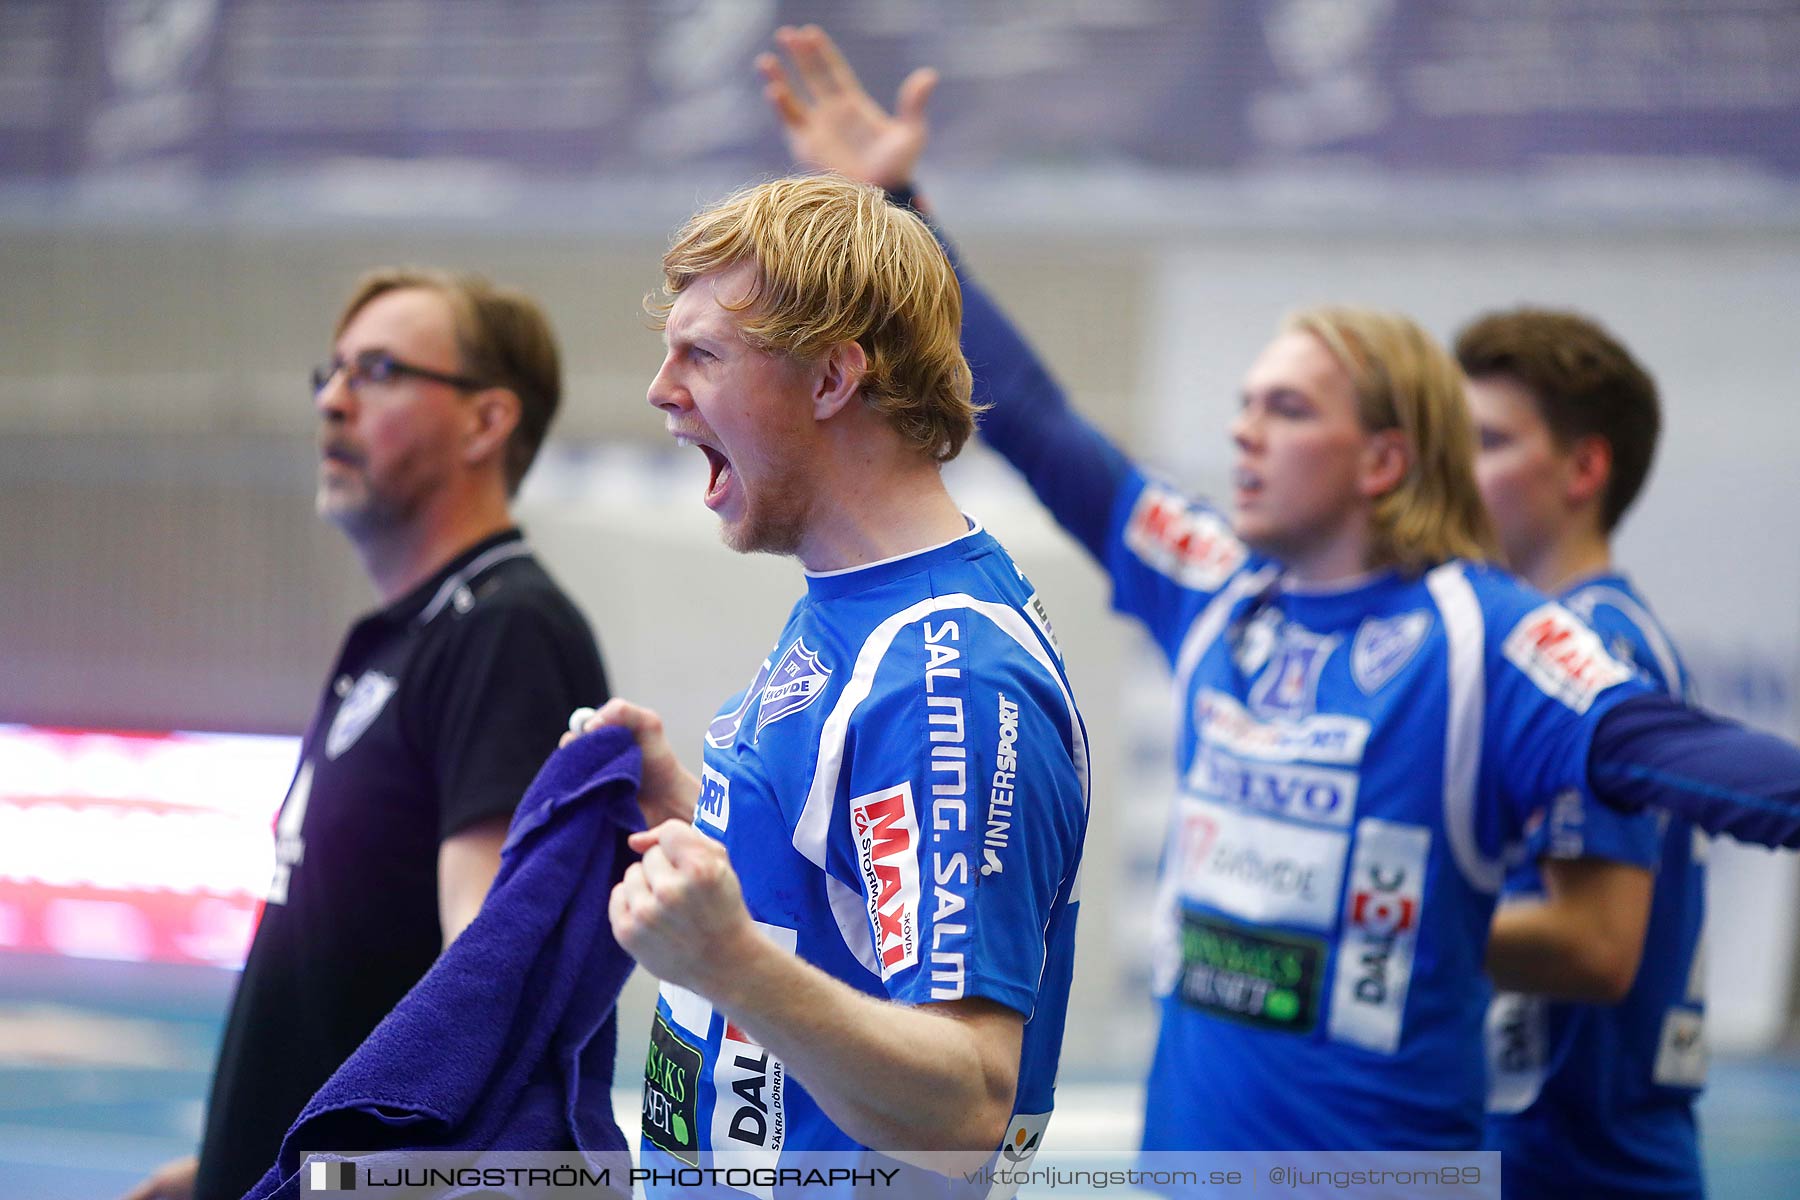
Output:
[{"xmin": 243, "ymin": 726, "xmax": 644, "ymax": 1199}]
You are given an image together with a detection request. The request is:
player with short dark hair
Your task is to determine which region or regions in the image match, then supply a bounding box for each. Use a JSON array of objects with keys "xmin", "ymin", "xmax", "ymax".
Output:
[{"xmin": 1460, "ymin": 307, "xmax": 1706, "ymax": 1200}]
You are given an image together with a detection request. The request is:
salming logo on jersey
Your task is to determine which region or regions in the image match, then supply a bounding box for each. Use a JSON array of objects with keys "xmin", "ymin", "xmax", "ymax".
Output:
[
  {"xmin": 924, "ymin": 618, "xmax": 972, "ymax": 1001},
  {"xmin": 850, "ymin": 784, "xmax": 921, "ymax": 977}
]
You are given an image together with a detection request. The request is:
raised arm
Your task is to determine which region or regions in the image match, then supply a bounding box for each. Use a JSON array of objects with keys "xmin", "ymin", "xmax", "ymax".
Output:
[{"xmin": 758, "ymin": 23, "xmax": 1134, "ymax": 563}]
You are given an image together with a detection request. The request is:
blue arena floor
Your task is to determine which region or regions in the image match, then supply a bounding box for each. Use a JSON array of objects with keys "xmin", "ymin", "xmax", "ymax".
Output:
[{"xmin": 3, "ymin": 954, "xmax": 1796, "ymax": 1199}]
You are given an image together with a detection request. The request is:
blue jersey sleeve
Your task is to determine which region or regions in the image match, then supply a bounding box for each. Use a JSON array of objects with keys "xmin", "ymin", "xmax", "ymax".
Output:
[
  {"xmin": 1513, "ymin": 785, "xmax": 1662, "ymax": 875},
  {"xmin": 1479, "ymin": 583, "xmax": 1657, "ymax": 840},
  {"xmin": 838, "ymin": 605, "xmax": 1086, "ymax": 1017},
  {"xmin": 1506, "ymin": 587, "xmax": 1678, "ymax": 870},
  {"xmin": 1591, "ymin": 693, "xmax": 1800, "ymax": 849},
  {"xmin": 959, "ymin": 266, "xmax": 1256, "ymax": 662}
]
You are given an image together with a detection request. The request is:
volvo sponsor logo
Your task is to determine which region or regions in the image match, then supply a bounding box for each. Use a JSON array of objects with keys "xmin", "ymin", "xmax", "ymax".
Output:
[{"xmin": 1186, "ymin": 747, "xmax": 1358, "ymax": 827}]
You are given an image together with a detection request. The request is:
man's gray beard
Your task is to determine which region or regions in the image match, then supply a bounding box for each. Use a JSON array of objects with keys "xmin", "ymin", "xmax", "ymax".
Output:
[{"xmin": 318, "ymin": 484, "xmax": 404, "ymax": 541}]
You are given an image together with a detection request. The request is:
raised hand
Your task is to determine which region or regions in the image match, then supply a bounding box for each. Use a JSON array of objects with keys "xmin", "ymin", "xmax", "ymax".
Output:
[
  {"xmin": 564, "ymin": 699, "xmax": 699, "ymax": 828},
  {"xmin": 756, "ymin": 23, "xmax": 937, "ymax": 190}
]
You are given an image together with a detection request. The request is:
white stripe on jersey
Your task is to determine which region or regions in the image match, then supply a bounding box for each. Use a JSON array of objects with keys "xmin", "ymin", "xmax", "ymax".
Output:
[
  {"xmin": 1426, "ymin": 564, "xmax": 1504, "ymax": 894},
  {"xmin": 794, "ymin": 593, "xmax": 1090, "ymax": 971},
  {"xmin": 826, "ymin": 873, "xmax": 881, "ymax": 976}
]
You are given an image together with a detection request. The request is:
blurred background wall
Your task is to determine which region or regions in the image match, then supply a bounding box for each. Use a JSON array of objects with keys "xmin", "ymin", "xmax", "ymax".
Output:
[{"xmin": 3, "ymin": 0, "xmax": 1800, "ymax": 1192}]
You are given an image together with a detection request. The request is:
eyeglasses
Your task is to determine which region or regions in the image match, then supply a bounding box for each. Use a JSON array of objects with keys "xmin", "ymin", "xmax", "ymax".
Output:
[{"xmin": 311, "ymin": 350, "xmax": 486, "ymax": 397}]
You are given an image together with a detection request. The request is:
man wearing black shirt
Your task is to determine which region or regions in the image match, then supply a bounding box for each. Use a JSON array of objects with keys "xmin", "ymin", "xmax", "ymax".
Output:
[{"xmin": 124, "ymin": 270, "xmax": 608, "ymax": 1200}]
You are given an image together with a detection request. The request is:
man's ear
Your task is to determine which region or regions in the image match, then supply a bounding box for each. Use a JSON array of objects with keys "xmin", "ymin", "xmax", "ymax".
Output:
[
  {"xmin": 464, "ymin": 387, "xmax": 522, "ymax": 469},
  {"xmin": 1566, "ymin": 433, "xmax": 1613, "ymax": 509},
  {"xmin": 1360, "ymin": 428, "xmax": 1411, "ymax": 499},
  {"xmin": 812, "ymin": 341, "xmax": 869, "ymax": 422}
]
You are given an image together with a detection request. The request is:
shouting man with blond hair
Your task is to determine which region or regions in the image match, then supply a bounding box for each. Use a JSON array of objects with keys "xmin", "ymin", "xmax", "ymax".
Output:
[{"xmin": 569, "ymin": 174, "xmax": 1090, "ymax": 1185}]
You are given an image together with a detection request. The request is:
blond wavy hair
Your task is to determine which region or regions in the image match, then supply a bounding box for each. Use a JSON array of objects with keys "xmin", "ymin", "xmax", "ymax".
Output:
[
  {"xmin": 1284, "ymin": 307, "xmax": 1498, "ymax": 573},
  {"xmin": 649, "ymin": 174, "xmax": 978, "ymax": 461}
]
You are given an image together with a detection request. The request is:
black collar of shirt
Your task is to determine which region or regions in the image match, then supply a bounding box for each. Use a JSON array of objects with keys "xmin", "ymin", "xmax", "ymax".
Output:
[{"xmin": 366, "ymin": 528, "xmax": 530, "ymax": 629}]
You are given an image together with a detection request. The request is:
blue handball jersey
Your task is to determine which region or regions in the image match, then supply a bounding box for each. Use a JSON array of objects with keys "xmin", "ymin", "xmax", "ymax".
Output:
[
  {"xmin": 1486, "ymin": 574, "xmax": 1708, "ymax": 1200},
  {"xmin": 1100, "ymin": 475, "xmax": 1658, "ymax": 1153},
  {"xmin": 638, "ymin": 522, "xmax": 1089, "ymax": 1190}
]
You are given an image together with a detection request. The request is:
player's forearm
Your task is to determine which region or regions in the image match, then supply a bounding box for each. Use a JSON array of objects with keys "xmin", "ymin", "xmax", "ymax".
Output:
[
  {"xmin": 656, "ymin": 767, "xmax": 701, "ymax": 827},
  {"xmin": 1486, "ymin": 899, "xmax": 1639, "ymax": 1003},
  {"xmin": 701, "ymin": 935, "xmax": 1017, "ymax": 1154}
]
